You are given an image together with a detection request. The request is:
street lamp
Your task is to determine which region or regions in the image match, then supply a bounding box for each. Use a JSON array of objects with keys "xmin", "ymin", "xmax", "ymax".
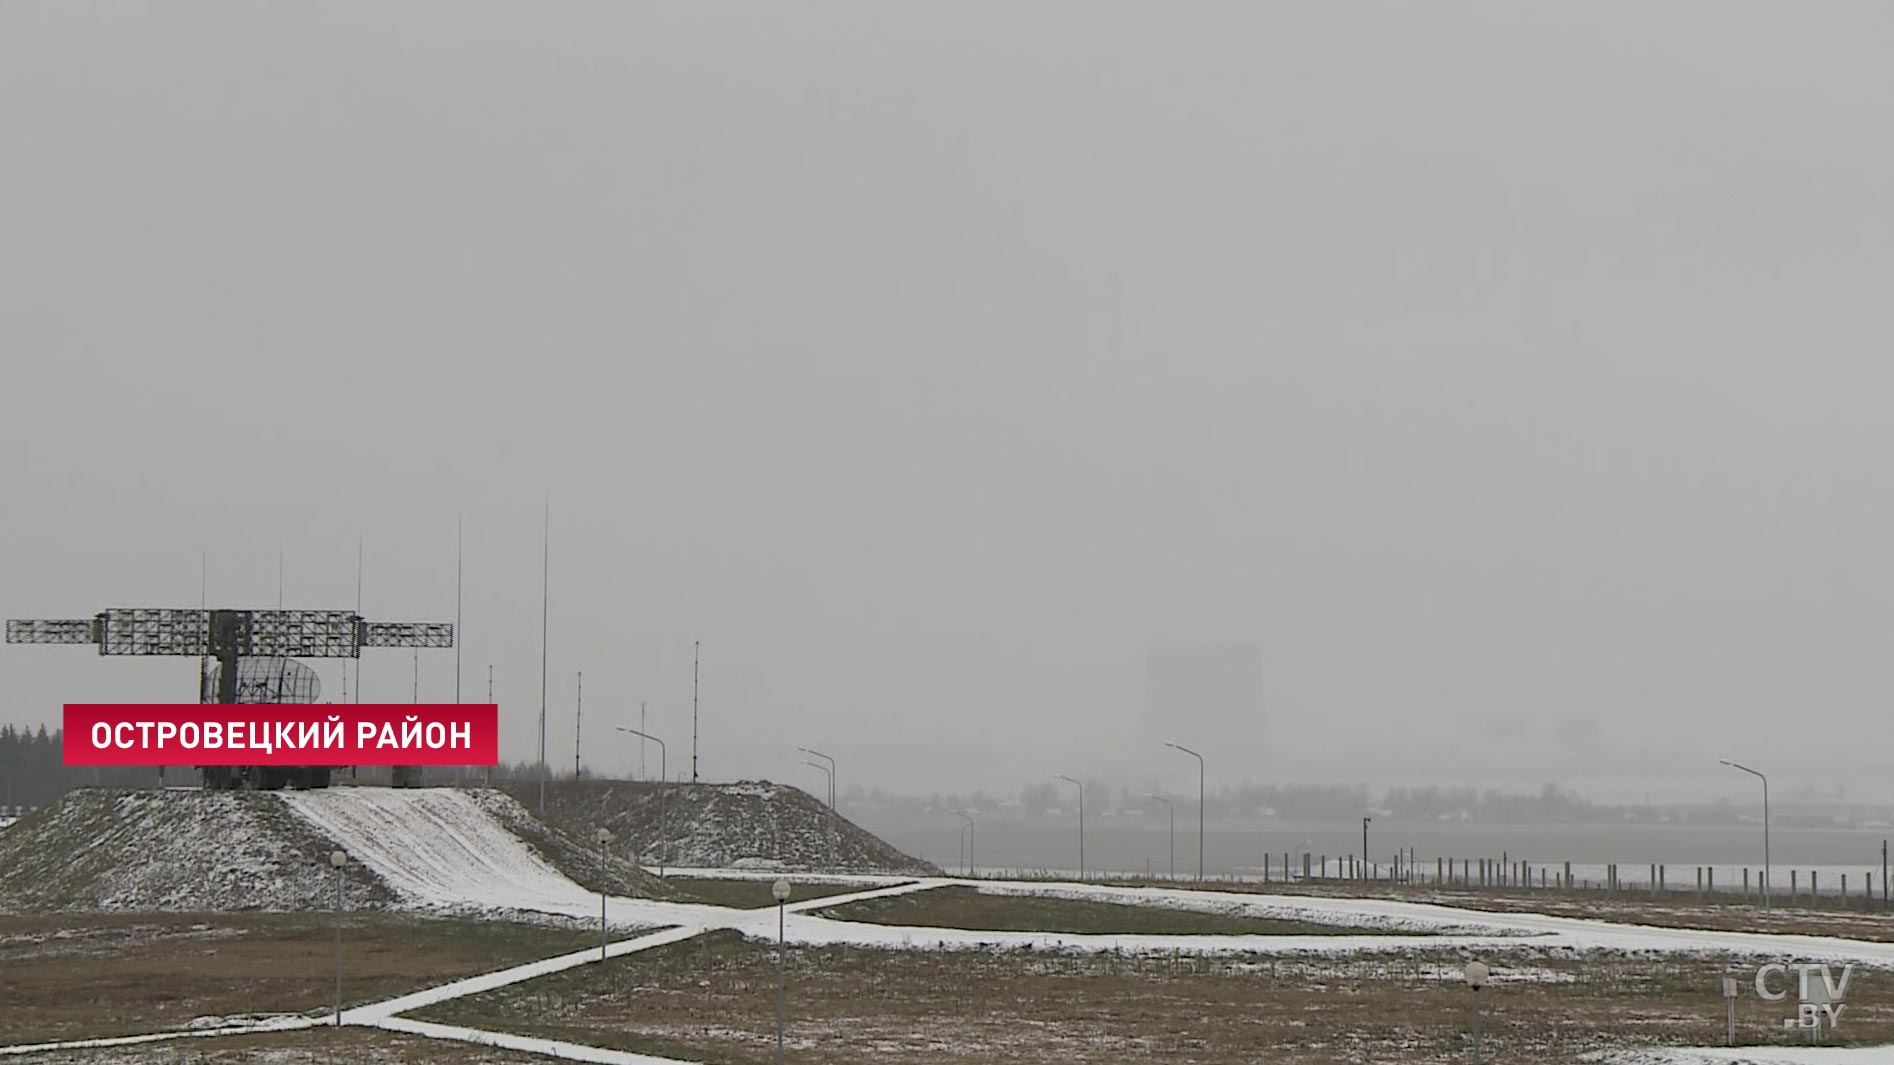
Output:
[
  {"xmin": 1363, "ymin": 816, "xmax": 1373, "ymax": 881},
  {"xmin": 796, "ymin": 747, "xmax": 835, "ymax": 812},
  {"xmin": 1166, "ymin": 742, "xmax": 1205, "ymax": 882},
  {"xmin": 1146, "ymin": 794, "xmax": 1175, "ymax": 880},
  {"xmin": 1720, "ymin": 759, "xmax": 1772, "ymax": 914},
  {"xmin": 618, "ymin": 727, "xmax": 668, "ymax": 877},
  {"xmin": 1464, "ymin": 960, "xmax": 1490, "ymax": 1063},
  {"xmin": 772, "ymin": 878, "xmax": 792, "ymax": 1065},
  {"xmin": 1054, "ymin": 774, "xmax": 1084, "ymax": 880},
  {"xmin": 595, "ymin": 827, "xmax": 613, "ymax": 960},
  {"xmin": 329, "ymin": 850, "xmax": 347, "ymax": 1026},
  {"xmin": 800, "ymin": 760, "xmax": 835, "ymax": 868},
  {"xmin": 952, "ymin": 810, "xmax": 975, "ymax": 877}
]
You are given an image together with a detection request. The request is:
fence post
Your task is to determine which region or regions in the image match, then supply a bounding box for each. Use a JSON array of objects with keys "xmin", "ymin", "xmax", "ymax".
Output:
[
  {"xmin": 1564, "ymin": 861, "xmax": 1572, "ymax": 891},
  {"xmin": 1812, "ymin": 871, "xmax": 1819, "ymax": 905},
  {"xmin": 1697, "ymin": 866, "xmax": 1703, "ymax": 900},
  {"xmin": 1791, "ymin": 869, "xmax": 1798, "ymax": 905}
]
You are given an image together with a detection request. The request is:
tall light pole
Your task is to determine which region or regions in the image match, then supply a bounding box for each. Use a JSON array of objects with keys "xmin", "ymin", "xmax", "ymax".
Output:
[
  {"xmin": 538, "ymin": 499, "xmax": 550, "ymax": 812},
  {"xmin": 797, "ymin": 747, "xmax": 835, "ymax": 811},
  {"xmin": 800, "ymin": 760, "xmax": 835, "ymax": 868},
  {"xmin": 1054, "ymin": 774, "xmax": 1084, "ymax": 879},
  {"xmin": 595, "ymin": 826, "xmax": 612, "ymax": 960},
  {"xmin": 799, "ymin": 746, "xmax": 837, "ymax": 868},
  {"xmin": 691, "ymin": 640, "xmax": 700, "ymax": 784},
  {"xmin": 1363, "ymin": 816, "xmax": 1372, "ymax": 881},
  {"xmin": 1720, "ymin": 758, "xmax": 1771, "ymax": 914},
  {"xmin": 1147, "ymin": 794, "xmax": 1174, "ymax": 879},
  {"xmin": 1166, "ymin": 742, "xmax": 1205, "ymax": 882},
  {"xmin": 771, "ymin": 878, "xmax": 791, "ymax": 1064},
  {"xmin": 329, "ymin": 850, "xmax": 347, "ymax": 1026},
  {"xmin": 619, "ymin": 727, "xmax": 668, "ymax": 877},
  {"xmin": 953, "ymin": 810, "xmax": 975, "ymax": 877}
]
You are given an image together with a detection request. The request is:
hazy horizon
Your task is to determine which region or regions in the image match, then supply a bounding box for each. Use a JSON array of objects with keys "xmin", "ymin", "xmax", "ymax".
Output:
[{"xmin": 6, "ymin": 3, "xmax": 1894, "ymax": 802}]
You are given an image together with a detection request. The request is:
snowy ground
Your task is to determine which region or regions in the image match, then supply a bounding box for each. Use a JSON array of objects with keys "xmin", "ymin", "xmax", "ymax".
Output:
[{"xmin": 9, "ymin": 789, "xmax": 1894, "ymax": 1063}]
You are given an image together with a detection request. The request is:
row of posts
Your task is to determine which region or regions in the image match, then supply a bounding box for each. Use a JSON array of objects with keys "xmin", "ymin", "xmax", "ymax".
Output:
[{"xmin": 1254, "ymin": 851, "xmax": 1893, "ymax": 909}]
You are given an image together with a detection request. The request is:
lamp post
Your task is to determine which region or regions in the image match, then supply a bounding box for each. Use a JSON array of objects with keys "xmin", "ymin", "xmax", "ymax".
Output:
[
  {"xmin": 1165, "ymin": 742, "xmax": 1205, "ymax": 882},
  {"xmin": 595, "ymin": 826, "xmax": 612, "ymax": 960},
  {"xmin": 1464, "ymin": 960, "xmax": 1490, "ymax": 1063},
  {"xmin": 796, "ymin": 747, "xmax": 835, "ymax": 812},
  {"xmin": 1720, "ymin": 759, "xmax": 1771, "ymax": 914},
  {"xmin": 618, "ymin": 727, "xmax": 669, "ymax": 877},
  {"xmin": 953, "ymin": 810, "xmax": 975, "ymax": 877},
  {"xmin": 1147, "ymin": 794, "xmax": 1174, "ymax": 879},
  {"xmin": 771, "ymin": 878, "xmax": 792, "ymax": 1064},
  {"xmin": 329, "ymin": 850, "xmax": 347, "ymax": 1026},
  {"xmin": 800, "ymin": 760, "xmax": 835, "ymax": 868},
  {"xmin": 1054, "ymin": 774, "xmax": 1084, "ymax": 879}
]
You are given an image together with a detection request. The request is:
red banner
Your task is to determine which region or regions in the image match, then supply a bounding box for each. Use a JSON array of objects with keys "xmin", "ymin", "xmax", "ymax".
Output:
[{"xmin": 62, "ymin": 704, "xmax": 499, "ymax": 766}]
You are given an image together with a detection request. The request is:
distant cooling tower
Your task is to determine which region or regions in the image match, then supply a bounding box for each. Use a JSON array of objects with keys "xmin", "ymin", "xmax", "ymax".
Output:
[{"xmin": 1141, "ymin": 642, "xmax": 1265, "ymax": 755}]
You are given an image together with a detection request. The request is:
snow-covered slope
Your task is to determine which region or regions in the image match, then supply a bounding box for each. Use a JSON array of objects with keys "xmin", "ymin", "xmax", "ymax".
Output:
[
  {"xmin": 280, "ymin": 788, "xmax": 583, "ymax": 909},
  {"xmin": 280, "ymin": 787, "xmax": 657, "ymax": 913}
]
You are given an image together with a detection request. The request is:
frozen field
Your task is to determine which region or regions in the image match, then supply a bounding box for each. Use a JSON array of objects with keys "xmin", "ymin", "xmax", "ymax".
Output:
[{"xmin": 8, "ymin": 788, "xmax": 1894, "ymax": 1063}]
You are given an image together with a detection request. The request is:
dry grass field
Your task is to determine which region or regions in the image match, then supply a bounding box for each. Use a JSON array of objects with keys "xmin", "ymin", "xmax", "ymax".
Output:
[
  {"xmin": 817, "ymin": 884, "xmax": 1427, "ymax": 936},
  {"xmin": 413, "ymin": 928, "xmax": 1894, "ymax": 1064},
  {"xmin": 3, "ymin": 1028, "xmax": 564, "ymax": 1064},
  {"xmin": 0, "ymin": 912, "xmax": 617, "ymax": 1045}
]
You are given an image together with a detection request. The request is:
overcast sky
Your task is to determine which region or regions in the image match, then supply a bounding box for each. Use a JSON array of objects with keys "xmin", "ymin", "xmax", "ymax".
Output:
[{"xmin": 4, "ymin": 2, "xmax": 1893, "ymax": 800}]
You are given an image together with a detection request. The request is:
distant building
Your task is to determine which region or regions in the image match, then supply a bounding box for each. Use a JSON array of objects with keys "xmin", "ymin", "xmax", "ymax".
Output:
[{"xmin": 1140, "ymin": 642, "xmax": 1265, "ymax": 763}]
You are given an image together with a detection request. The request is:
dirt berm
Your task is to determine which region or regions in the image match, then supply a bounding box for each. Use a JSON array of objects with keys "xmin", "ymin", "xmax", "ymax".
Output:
[
  {"xmin": 506, "ymin": 779, "xmax": 939, "ymax": 874},
  {"xmin": 0, "ymin": 786, "xmax": 673, "ymax": 913}
]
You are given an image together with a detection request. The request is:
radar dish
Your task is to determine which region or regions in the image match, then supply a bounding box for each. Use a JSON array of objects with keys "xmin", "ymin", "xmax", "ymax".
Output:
[{"xmin": 203, "ymin": 656, "xmax": 322, "ymax": 703}]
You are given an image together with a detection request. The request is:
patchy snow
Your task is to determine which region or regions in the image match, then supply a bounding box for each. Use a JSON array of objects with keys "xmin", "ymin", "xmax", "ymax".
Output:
[
  {"xmin": 0, "ymin": 1016, "xmax": 313, "ymax": 1059},
  {"xmin": 0, "ymin": 789, "xmax": 387, "ymax": 912},
  {"xmin": 1590, "ymin": 1049, "xmax": 1894, "ymax": 1064},
  {"xmin": 374, "ymin": 1015, "xmax": 689, "ymax": 1065}
]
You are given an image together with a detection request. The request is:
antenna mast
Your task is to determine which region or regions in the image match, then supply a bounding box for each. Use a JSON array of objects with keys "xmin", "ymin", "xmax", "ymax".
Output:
[
  {"xmin": 538, "ymin": 499, "xmax": 549, "ymax": 812},
  {"xmin": 454, "ymin": 512, "xmax": 463, "ymax": 704},
  {"xmin": 691, "ymin": 640, "xmax": 700, "ymax": 784}
]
